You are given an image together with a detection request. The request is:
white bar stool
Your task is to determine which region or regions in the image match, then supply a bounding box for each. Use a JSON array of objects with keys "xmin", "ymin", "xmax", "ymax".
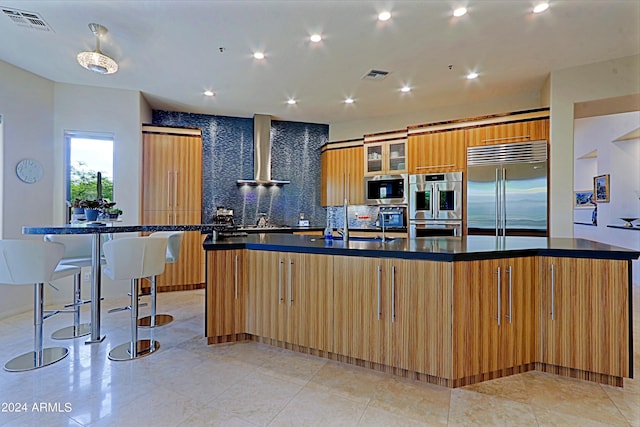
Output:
[
  {"xmin": 138, "ymin": 231, "xmax": 184, "ymax": 328},
  {"xmin": 103, "ymin": 236, "xmax": 167, "ymax": 361},
  {"xmin": 43, "ymin": 234, "xmax": 102, "ymax": 339},
  {"xmin": 0, "ymin": 240, "xmax": 80, "ymax": 372}
]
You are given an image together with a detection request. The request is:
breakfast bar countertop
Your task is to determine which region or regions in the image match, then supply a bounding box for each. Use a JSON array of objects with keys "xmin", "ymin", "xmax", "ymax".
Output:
[{"xmin": 202, "ymin": 233, "xmax": 640, "ymax": 262}]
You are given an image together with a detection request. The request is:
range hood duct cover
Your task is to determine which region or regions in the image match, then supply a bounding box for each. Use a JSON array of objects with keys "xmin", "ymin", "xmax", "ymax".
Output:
[{"xmin": 236, "ymin": 114, "xmax": 290, "ymax": 185}]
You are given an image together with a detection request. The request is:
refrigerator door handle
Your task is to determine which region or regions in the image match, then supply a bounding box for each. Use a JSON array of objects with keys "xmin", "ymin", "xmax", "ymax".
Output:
[
  {"xmin": 495, "ymin": 168, "xmax": 500, "ymax": 237},
  {"xmin": 502, "ymin": 168, "xmax": 507, "ymax": 233}
]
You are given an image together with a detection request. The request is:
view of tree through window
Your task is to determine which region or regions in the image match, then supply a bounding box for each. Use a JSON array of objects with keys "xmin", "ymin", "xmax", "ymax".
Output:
[{"xmin": 67, "ymin": 135, "xmax": 114, "ymax": 202}]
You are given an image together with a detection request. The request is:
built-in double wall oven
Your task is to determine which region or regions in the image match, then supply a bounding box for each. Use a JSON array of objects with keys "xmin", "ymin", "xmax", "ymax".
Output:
[{"xmin": 409, "ymin": 172, "xmax": 463, "ymax": 238}]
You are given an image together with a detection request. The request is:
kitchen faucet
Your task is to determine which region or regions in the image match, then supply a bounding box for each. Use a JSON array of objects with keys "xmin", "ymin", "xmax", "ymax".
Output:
[{"xmin": 337, "ymin": 197, "xmax": 349, "ymax": 243}]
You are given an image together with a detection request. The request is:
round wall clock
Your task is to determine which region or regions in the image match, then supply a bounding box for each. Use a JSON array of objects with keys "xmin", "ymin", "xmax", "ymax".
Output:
[{"xmin": 16, "ymin": 158, "xmax": 44, "ymax": 184}]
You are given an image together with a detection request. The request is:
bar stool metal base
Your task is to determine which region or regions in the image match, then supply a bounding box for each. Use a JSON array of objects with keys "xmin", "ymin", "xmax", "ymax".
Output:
[
  {"xmin": 4, "ymin": 347, "xmax": 69, "ymax": 372},
  {"xmin": 51, "ymin": 323, "xmax": 91, "ymax": 340},
  {"xmin": 108, "ymin": 340, "xmax": 160, "ymax": 361},
  {"xmin": 137, "ymin": 314, "xmax": 174, "ymax": 328}
]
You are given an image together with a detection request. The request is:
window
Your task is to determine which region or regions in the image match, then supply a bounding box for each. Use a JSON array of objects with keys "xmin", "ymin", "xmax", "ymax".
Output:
[{"xmin": 65, "ymin": 131, "xmax": 114, "ymax": 204}]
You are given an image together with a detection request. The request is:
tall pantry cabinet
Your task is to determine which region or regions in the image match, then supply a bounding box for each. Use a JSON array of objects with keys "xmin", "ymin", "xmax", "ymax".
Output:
[{"xmin": 141, "ymin": 125, "xmax": 204, "ymax": 290}]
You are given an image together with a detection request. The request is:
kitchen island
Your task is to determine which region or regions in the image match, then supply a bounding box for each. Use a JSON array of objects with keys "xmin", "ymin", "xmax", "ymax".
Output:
[{"xmin": 203, "ymin": 234, "xmax": 638, "ymax": 388}]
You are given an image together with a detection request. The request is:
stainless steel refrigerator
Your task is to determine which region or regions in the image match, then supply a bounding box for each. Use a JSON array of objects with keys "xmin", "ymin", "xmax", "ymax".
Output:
[{"xmin": 467, "ymin": 141, "xmax": 548, "ymax": 236}]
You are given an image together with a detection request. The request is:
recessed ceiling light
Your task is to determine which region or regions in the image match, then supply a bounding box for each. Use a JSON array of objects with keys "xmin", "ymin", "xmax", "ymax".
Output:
[
  {"xmin": 400, "ymin": 86, "xmax": 411, "ymax": 93},
  {"xmin": 466, "ymin": 72, "xmax": 479, "ymax": 80},
  {"xmin": 344, "ymin": 98, "xmax": 355, "ymax": 104},
  {"xmin": 310, "ymin": 34, "xmax": 322, "ymax": 43},
  {"xmin": 378, "ymin": 11, "xmax": 391, "ymax": 21},
  {"xmin": 253, "ymin": 52, "xmax": 265, "ymax": 60},
  {"xmin": 203, "ymin": 90, "xmax": 214, "ymax": 97},
  {"xmin": 533, "ymin": 2, "xmax": 550, "ymax": 13},
  {"xmin": 453, "ymin": 7, "xmax": 467, "ymax": 17},
  {"xmin": 287, "ymin": 99, "xmax": 297, "ymax": 105}
]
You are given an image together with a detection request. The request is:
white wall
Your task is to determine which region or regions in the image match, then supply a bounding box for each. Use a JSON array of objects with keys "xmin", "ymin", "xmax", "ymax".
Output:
[
  {"xmin": 574, "ymin": 111, "xmax": 640, "ymax": 283},
  {"xmin": 0, "ymin": 62, "xmax": 151, "ymax": 318},
  {"xmin": 0, "ymin": 60, "xmax": 56, "ymax": 318},
  {"xmin": 549, "ymin": 54, "xmax": 640, "ymax": 238}
]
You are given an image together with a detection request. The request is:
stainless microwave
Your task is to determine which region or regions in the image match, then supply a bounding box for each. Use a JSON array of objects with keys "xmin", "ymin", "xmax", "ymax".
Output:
[{"xmin": 364, "ymin": 174, "xmax": 408, "ymax": 205}]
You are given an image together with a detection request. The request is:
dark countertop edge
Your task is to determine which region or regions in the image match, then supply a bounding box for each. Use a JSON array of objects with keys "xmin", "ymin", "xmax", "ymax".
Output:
[
  {"xmin": 23, "ymin": 224, "xmax": 220, "ymax": 234},
  {"xmin": 203, "ymin": 237, "xmax": 640, "ymax": 262},
  {"xmin": 574, "ymin": 222, "xmax": 597, "ymax": 226},
  {"xmin": 607, "ymin": 225, "xmax": 640, "ymax": 231}
]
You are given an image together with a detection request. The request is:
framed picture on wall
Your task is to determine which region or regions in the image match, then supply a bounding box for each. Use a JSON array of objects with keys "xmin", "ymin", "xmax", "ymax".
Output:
[
  {"xmin": 594, "ymin": 174, "xmax": 610, "ymax": 203},
  {"xmin": 574, "ymin": 190, "xmax": 595, "ymax": 209}
]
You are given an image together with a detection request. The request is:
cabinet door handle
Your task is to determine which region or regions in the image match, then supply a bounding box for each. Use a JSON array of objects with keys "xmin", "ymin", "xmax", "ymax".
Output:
[
  {"xmin": 550, "ymin": 263, "xmax": 555, "ymax": 320},
  {"xmin": 167, "ymin": 171, "xmax": 172, "ymax": 208},
  {"xmin": 377, "ymin": 265, "xmax": 382, "ymax": 321},
  {"xmin": 496, "ymin": 266, "xmax": 501, "ymax": 326},
  {"xmin": 278, "ymin": 259, "xmax": 284, "ymax": 304},
  {"xmin": 391, "ymin": 265, "xmax": 396, "ymax": 323},
  {"xmin": 234, "ymin": 254, "xmax": 238, "ymax": 300},
  {"xmin": 506, "ymin": 265, "xmax": 512, "ymax": 323},
  {"xmin": 174, "ymin": 171, "xmax": 179, "ymax": 208},
  {"xmin": 288, "ymin": 259, "xmax": 293, "ymax": 306}
]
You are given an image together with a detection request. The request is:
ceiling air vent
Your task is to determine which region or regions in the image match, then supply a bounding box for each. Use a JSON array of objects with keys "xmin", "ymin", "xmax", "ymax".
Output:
[
  {"xmin": 2, "ymin": 8, "xmax": 53, "ymax": 32},
  {"xmin": 362, "ymin": 69, "xmax": 389, "ymax": 81}
]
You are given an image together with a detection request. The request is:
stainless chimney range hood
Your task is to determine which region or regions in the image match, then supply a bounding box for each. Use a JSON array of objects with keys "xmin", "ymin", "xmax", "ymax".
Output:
[{"xmin": 236, "ymin": 114, "xmax": 290, "ymax": 186}]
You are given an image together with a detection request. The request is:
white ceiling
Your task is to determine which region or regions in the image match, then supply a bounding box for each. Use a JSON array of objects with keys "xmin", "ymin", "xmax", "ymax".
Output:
[{"xmin": 1, "ymin": 1, "xmax": 638, "ymax": 125}]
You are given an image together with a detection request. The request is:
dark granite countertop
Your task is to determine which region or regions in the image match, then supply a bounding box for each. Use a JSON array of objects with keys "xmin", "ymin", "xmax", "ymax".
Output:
[
  {"xmin": 203, "ymin": 234, "xmax": 640, "ymax": 262},
  {"xmin": 23, "ymin": 223, "xmax": 223, "ymax": 235},
  {"xmin": 607, "ymin": 224, "xmax": 640, "ymax": 231}
]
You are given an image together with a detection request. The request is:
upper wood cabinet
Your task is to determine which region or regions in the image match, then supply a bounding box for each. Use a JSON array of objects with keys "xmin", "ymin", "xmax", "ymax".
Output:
[
  {"xmin": 466, "ymin": 118, "xmax": 549, "ymax": 147},
  {"xmin": 141, "ymin": 126, "xmax": 203, "ymax": 289},
  {"xmin": 364, "ymin": 140, "xmax": 407, "ymax": 175},
  {"xmin": 320, "ymin": 144, "xmax": 364, "ymax": 206},
  {"xmin": 407, "ymin": 129, "xmax": 466, "ymax": 174}
]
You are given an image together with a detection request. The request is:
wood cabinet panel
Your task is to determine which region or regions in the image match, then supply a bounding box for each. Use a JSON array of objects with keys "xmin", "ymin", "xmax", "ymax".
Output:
[
  {"xmin": 452, "ymin": 257, "xmax": 536, "ymax": 378},
  {"xmin": 539, "ymin": 257, "xmax": 629, "ymax": 377},
  {"xmin": 408, "ymin": 130, "xmax": 466, "ymax": 174},
  {"xmin": 247, "ymin": 250, "xmax": 284, "ymax": 339},
  {"xmin": 333, "ymin": 255, "xmax": 386, "ymax": 363},
  {"xmin": 321, "ymin": 146, "xmax": 363, "ymax": 206},
  {"xmin": 466, "ymin": 119, "xmax": 549, "ymax": 147},
  {"xmin": 141, "ymin": 129, "xmax": 203, "ymax": 289},
  {"xmin": 206, "ymin": 249, "xmax": 245, "ymax": 337},
  {"xmin": 389, "ymin": 259, "xmax": 453, "ymax": 378}
]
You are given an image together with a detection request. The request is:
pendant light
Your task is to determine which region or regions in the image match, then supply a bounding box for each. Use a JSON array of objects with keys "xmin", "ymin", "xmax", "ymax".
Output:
[{"xmin": 76, "ymin": 23, "xmax": 118, "ymax": 75}]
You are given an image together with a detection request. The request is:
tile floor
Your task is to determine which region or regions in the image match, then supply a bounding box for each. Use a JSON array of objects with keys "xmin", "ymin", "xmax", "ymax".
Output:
[{"xmin": 0, "ymin": 286, "xmax": 638, "ymax": 426}]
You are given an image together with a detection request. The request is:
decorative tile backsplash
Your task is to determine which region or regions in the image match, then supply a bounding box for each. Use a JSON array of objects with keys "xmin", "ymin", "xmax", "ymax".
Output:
[{"xmin": 152, "ymin": 110, "xmax": 328, "ymax": 227}]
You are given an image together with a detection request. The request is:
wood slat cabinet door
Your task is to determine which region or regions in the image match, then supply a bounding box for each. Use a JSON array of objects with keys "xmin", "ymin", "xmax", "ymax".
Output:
[
  {"xmin": 206, "ymin": 249, "xmax": 246, "ymax": 338},
  {"xmin": 333, "ymin": 255, "xmax": 387, "ymax": 364},
  {"xmin": 466, "ymin": 119, "xmax": 549, "ymax": 147},
  {"xmin": 408, "ymin": 130, "xmax": 466, "ymax": 174},
  {"xmin": 141, "ymin": 130, "xmax": 203, "ymax": 290},
  {"xmin": 321, "ymin": 146, "xmax": 364, "ymax": 206},
  {"xmin": 247, "ymin": 250, "xmax": 286, "ymax": 340},
  {"xmin": 539, "ymin": 257, "xmax": 629, "ymax": 377},
  {"xmin": 389, "ymin": 259, "xmax": 453, "ymax": 378},
  {"xmin": 452, "ymin": 258, "xmax": 536, "ymax": 379},
  {"xmin": 285, "ymin": 253, "xmax": 334, "ymax": 352}
]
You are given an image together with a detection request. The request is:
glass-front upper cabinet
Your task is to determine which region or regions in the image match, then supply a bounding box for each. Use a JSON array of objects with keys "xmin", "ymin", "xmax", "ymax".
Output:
[{"xmin": 364, "ymin": 139, "xmax": 406, "ymax": 175}]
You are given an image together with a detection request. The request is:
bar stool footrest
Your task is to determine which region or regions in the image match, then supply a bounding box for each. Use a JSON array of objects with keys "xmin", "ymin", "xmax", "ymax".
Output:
[
  {"xmin": 138, "ymin": 314, "xmax": 174, "ymax": 328},
  {"xmin": 108, "ymin": 340, "xmax": 160, "ymax": 361},
  {"xmin": 4, "ymin": 347, "xmax": 69, "ymax": 372},
  {"xmin": 51, "ymin": 323, "xmax": 92, "ymax": 340}
]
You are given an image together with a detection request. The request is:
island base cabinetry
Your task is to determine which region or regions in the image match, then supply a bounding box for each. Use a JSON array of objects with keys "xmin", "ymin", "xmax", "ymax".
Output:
[
  {"xmin": 206, "ymin": 249, "xmax": 247, "ymax": 344},
  {"xmin": 538, "ymin": 257, "xmax": 630, "ymax": 386},
  {"xmin": 205, "ymin": 248, "xmax": 632, "ymax": 388}
]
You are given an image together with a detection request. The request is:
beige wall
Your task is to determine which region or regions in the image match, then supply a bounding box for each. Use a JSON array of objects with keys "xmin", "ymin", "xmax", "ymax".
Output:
[
  {"xmin": 549, "ymin": 54, "xmax": 640, "ymax": 237},
  {"xmin": 329, "ymin": 90, "xmax": 543, "ymax": 141}
]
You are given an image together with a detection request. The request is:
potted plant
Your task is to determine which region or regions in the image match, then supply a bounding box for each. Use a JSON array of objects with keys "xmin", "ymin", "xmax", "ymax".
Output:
[
  {"xmin": 67, "ymin": 198, "xmax": 85, "ymax": 215},
  {"xmin": 106, "ymin": 208, "xmax": 123, "ymax": 220},
  {"xmin": 80, "ymin": 198, "xmax": 116, "ymax": 221}
]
